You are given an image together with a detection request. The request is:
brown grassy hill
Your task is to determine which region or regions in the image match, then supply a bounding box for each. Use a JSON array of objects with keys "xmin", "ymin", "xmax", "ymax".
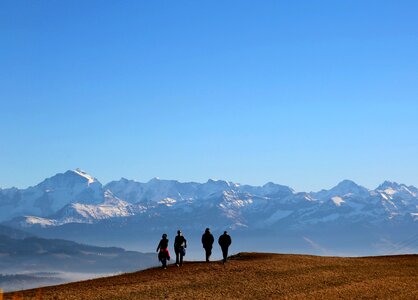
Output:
[{"xmin": 4, "ymin": 252, "xmax": 418, "ymax": 300}]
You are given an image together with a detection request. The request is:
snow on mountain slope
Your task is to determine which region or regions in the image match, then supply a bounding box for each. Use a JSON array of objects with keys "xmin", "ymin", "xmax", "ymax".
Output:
[
  {"xmin": 1, "ymin": 170, "xmax": 417, "ymax": 234},
  {"xmin": 50, "ymin": 190, "xmax": 143, "ymax": 222},
  {"xmin": 331, "ymin": 196, "xmax": 345, "ymax": 206},
  {"xmin": 73, "ymin": 168, "xmax": 97, "ymax": 185},
  {"xmin": 312, "ymin": 180, "xmax": 370, "ymax": 200},
  {"xmin": 0, "ymin": 169, "xmax": 104, "ymax": 222},
  {"xmin": 16, "ymin": 191, "xmax": 145, "ymax": 227},
  {"xmin": 104, "ymin": 178, "xmax": 200, "ymax": 204}
]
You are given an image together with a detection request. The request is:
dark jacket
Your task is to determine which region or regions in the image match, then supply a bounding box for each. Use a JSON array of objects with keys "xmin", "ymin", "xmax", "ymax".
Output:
[
  {"xmin": 202, "ymin": 232, "xmax": 214, "ymax": 249},
  {"xmin": 157, "ymin": 238, "xmax": 169, "ymax": 252},
  {"xmin": 174, "ymin": 235, "xmax": 187, "ymax": 251},
  {"xmin": 218, "ymin": 233, "xmax": 232, "ymax": 248}
]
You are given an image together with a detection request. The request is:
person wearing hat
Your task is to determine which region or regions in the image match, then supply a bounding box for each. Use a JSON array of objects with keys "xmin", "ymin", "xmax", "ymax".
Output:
[
  {"xmin": 201, "ymin": 228, "xmax": 215, "ymax": 262},
  {"xmin": 174, "ymin": 230, "xmax": 187, "ymax": 266},
  {"xmin": 218, "ymin": 231, "xmax": 232, "ymax": 264},
  {"xmin": 156, "ymin": 233, "xmax": 170, "ymax": 269}
]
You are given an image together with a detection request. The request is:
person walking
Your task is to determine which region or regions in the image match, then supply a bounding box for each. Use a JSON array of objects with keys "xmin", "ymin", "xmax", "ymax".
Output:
[
  {"xmin": 218, "ymin": 231, "xmax": 232, "ymax": 264},
  {"xmin": 156, "ymin": 233, "xmax": 170, "ymax": 269},
  {"xmin": 174, "ymin": 230, "xmax": 187, "ymax": 266},
  {"xmin": 201, "ymin": 228, "xmax": 214, "ymax": 262}
]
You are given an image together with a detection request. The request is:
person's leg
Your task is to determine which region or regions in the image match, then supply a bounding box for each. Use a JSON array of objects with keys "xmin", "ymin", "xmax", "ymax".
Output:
[
  {"xmin": 175, "ymin": 251, "xmax": 180, "ymax": 265},
  {"xmin": 222, "ymin": 247, "xmax": 228, "ymax": 262},
  {"xmin": 180, "ymin": 253, "xmax": 184, "ymax": 266},
  {"xmin": 205, "ymin": 248, "xmax": 210, "ymax": 262}
]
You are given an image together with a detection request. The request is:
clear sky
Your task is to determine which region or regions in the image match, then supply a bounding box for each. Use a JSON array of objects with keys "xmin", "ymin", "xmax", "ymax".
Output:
[{"xmin": 1, "ymin": 0, "xmax": 418, "ymax": 192}]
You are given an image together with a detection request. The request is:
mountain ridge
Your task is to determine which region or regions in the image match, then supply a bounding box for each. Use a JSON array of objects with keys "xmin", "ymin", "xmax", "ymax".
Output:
[
  {"xmin": 1, "ymin": 169, "xmax": 417, "ymax": 256},
  {"xmin": 2, "ymin": 168, "xmax": 416, "ymax": 193}
]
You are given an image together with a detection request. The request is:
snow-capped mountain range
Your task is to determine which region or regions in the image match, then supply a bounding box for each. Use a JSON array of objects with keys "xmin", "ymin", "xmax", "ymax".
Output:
[
  {"xmin": 0, "ymin": 169, "xmax": 417, "ymax": 227},
  {"xmin": 1, "ymin": 169, "xmax": 417, "ymax": 255}
]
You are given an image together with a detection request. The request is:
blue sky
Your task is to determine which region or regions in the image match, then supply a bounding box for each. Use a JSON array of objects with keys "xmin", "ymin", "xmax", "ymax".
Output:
[{"xmin": 1, "ymin": 0, "xmax": 418, "ymax": 191}]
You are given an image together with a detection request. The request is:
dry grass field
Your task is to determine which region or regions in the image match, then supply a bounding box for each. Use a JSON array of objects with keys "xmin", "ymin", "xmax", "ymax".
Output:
[{"xmin": 4, "ymin": 252, "xmax": 418, "ymax": 299}]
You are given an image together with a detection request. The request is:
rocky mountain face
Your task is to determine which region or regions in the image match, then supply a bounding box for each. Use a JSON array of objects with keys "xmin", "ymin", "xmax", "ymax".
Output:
[{"xmin": 1, "ymin": 170, "xmax": 417, "ymax": 255}]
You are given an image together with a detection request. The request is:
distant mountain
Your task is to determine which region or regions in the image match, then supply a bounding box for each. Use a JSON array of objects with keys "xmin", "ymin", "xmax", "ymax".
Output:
[
  {"xmin": 1, "ymin": 170, "xmax": 417, "ymax": 255},
  {"xmin": 0, "ymin": 169, "xmax": 103, "ymax": 222},
  {"xmin": 313, "ymin": 179, "xmax": 370, "ymax": 200},
  {"xmin": 0, "ymin": 224, "xmax": 33, "ymax": 239},
  {"xmin": 0, "ymin": 225, "xmax": 156, "ymax": 274},
  {"xmin": 0, "ymin": 224, "xmax": 156, "ymax": 292}
]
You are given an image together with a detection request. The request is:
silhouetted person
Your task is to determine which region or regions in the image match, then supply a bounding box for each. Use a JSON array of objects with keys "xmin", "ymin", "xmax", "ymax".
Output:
[
  {"xmin": 218, "ymin": 231, "xmax": 232, "ymax": 263},
  {"xmin": 174, "ymin": 230, "xmax": 187, "ymax": 266},
  {"xmin": 156, "ymin": 233, "xmax": 170, "ymax": 269},
  {"xmin": 201, "ymin": 228, "xmax": 214, "ymax": 262}
]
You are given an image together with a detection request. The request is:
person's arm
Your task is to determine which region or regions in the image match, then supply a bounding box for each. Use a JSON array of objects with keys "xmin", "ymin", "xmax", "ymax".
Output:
[
  {"xmin": 156, "ymin": 241, "xmax": 161, "ymax": 252},
  {"xmin": 184, "ymin": 238, "xmax": 187, "ymax": 248}
]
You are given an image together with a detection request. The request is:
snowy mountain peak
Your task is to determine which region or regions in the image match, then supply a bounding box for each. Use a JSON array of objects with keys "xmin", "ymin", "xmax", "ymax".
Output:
[
  {"xmin": 34, "ymin": 170, "xmax": 103, "ymax": 194},
  {"xmin": 377, "ymin": 181, "xmax": 402, "ymax": 191},
  {"xmin": 71, "ymin": 169, "xmax": 97, "ymax": 185},
  {"xmin": 376, "ymin": 181, "xmax": 417, "ymax": 198},
  {"xmin": 330, "ymin": 180, "xmax": 369, "ymax": 195},
  {"xmin": 313, "ymin": 179, "xmax": 369, "ymax": 200}
]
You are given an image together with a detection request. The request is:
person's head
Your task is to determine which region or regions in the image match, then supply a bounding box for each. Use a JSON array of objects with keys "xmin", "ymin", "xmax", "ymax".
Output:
[
  {"xmin": 162, "ymin": 233, "xmax": 167, "ymax": 239},
  {"xmin": 177, "ymin": 230, "xmax": 182, "ymax": 236},
  {"xmin": 224, "ymin": 231, "xmax": 228, "ymax": 235},
  {"xmin": 205, "ymin": 228, "xmax": 210, "ymax": 233}
]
